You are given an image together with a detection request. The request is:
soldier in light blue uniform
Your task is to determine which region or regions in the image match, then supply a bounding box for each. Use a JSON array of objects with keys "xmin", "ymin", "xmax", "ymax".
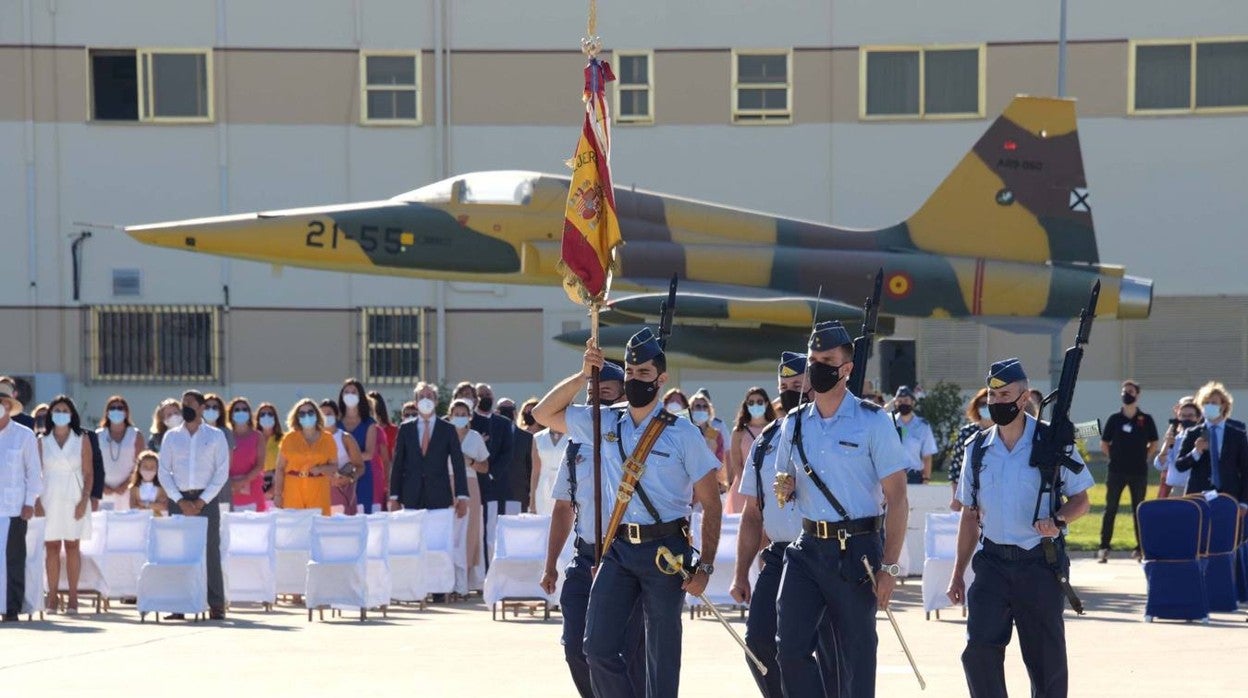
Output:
[
  {"xmin": 730, "ymin": 351, "xmax": 837, "ymax": 697},
  {"xmin": 533, "ymin": 329, "xmax": 723, "ymax": 698},
  {"xmin": 773, "ymin": 321, "xmax": 910, "ymax": 698},
  {"xmin": 946, "ymin": 359, "xmax": 1094, "ymax": 698},
  {"xmin": 891, "ymin": 385, "xmax": 938, "ymax": 484},
  {"xmin": 539, "ymin": 361, "xmax": 646, "ymax": 698}
]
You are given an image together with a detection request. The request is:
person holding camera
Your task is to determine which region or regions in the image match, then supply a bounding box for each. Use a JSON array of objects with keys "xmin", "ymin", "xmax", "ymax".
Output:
[
  {"xmin": 1155, "ymin": 397, "xmax": 1198, "ymax": 498},
  {"xmin": 1097, "ymin": 380, "xmax": 1158, "ymax": 563},
  {"xmin": 1174, "ymin": 382, "xmax": 1248, "ymax": 507}
]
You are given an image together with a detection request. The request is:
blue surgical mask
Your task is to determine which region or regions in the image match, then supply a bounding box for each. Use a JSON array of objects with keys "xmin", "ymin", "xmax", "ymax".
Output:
[
  {"xmin": 450, "ymin": 416, "xmax": 470, "ymax": 429},
  {"xmin": 203, "ymin": 408, "xmax": 220, "ymax": 423},
  {"xmin": 978, "ymin": 407, "xmax": 990, "ymax": 420},
  {"xmin": 232, "ymin": 410, "xmax": 250, "ymax": 425},
  {"xmin": 1203, "ymin": 403, "xmax": 1221, "ymax": 421},
  {"xmin": 323, "ymin": 414, "xmax": 337, "ymax": 428},
  {"xmin": 299, "ymin": 414, "xmax": 318, "ymax": 429},
  {"xmin": 51, "ymin": 412, "xmax": 71, "ymax": 427},
  {"xmin": 258, "ymin": 414, "xmax": 276, "ymax": 429},
  {"xmin": 107, "ymin": 409, "xmax": 127, "ymax": 425},
  {"xmin": 747, "ymin": 404, "xmax": 767, "ymax": 419},
  {"xmin": 690, "ymin": 409, "xmax": 710, "ymax": 425}
]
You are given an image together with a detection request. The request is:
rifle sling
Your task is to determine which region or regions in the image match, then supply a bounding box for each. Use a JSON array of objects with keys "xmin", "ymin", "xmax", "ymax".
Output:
[
  {"xmin": 613, "ymin": 409, "xmax": 674, "ymax": 525},
  {"xmin": 752, "ymin": 421, "xmax": 783, "ymax": 522},
  {"xmin": 792, "ymin": 408, "xmax": 853, "ymax": 522}
]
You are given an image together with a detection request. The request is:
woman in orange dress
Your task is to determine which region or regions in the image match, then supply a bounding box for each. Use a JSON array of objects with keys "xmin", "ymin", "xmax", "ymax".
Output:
[
  {"xmin": 727, "ymin": 387, "xmax": 776, "ymax": 514},
  {"xmin": 272, "ymin": 399, "xmax": 337, "ymax": 515}
]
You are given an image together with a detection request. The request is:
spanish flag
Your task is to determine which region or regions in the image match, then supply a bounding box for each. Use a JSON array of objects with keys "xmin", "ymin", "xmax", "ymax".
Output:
[{"xmin": 559, "ymin": 58, "xmax": 622, "ymax": 305}]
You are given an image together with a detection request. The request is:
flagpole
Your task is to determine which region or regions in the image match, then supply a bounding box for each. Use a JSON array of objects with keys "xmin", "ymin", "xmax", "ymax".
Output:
[{"xmin": 590, "ymin": 302, "xmax": 604, "ymax": 567}]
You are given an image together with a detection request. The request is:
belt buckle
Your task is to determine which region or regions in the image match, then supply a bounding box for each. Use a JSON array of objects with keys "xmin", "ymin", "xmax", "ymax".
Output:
[
  {"xmin": 625, "ymin": 523, "xmax": 642, "ymax": 544},
  {"xmin": 815, "ymin": 520, "xmax": 830, "ymax": 539},
  {"xmin": 836, "ymin": 528, "xmax": 849, "ymax": 551}
]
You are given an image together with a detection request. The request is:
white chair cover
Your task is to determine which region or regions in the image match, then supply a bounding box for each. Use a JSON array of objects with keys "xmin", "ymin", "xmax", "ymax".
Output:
[
  {"xmin": 922, "ymin": 512, "xmax": 975, "ymax": 614},
  {"xmin": 23, "ymin": 517, "xmax": 47, "ymax": 615},
  {"xmin": 137, "ymin": 516, "xmax": 208, "ymax": 615},
  {"xmin": 305, "ymin": 515, "xmax": 368, "ymax": 611},
  {"xmin": 484, "ymin": 514, "xmax": 554, "ymax": 605},
  {"xmin": 224, "ymin": 512, "xmax": 277, "ymax": 605},
  {"xmin": 420, "ymin": 508, "xmax": 456, "ymax": 595},
  {"xmin": 274, "ymin": 509, "xmax": 317, "ymax": 596},
  {"xmin": 365, "ymin": 514, "xmax": 391, "ymax": 609},
  {"xmin": 60, "ymin": 511, "xmax": 109, "ymax": 598},
  {"xmin": 386, "ymin": 510, "xmax": 425, "ymax": 602},
  {"xmin": 99, "ymin": 510, "xmax": 153, "ymax": 600},
  {"xmin": 686, "ymin": 513, "xmax": 755, "ymax": 609}
]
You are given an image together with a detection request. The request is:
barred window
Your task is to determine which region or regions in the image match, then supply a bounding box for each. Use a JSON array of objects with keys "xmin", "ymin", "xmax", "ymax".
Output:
[
  {"xmin": 861, "ymin": 45, "xmax": 984, "ymax": 119},
  {"xmin": 360, "ymin": 52, "xmax": 421, "ymax": 124},
  {"xmin": 363, "ymin": 308, "xmax": 424, "ymax": 383},
  {"xmin": 90, "ymin": 306, "xmax": 219, "ymax": 382},
  {"xmin": 1131, "ymin": 38, "xmax": 1248, "ymax": 114},
  {"xmin": 732, "ymin": 50, "xmax": 791, "ymax": 123}
]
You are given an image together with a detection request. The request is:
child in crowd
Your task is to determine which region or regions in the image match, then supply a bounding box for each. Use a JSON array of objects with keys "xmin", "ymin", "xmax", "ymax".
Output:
[{"xmin": 128, "ymin": 450, "xmax": 168, "ymax": 514}]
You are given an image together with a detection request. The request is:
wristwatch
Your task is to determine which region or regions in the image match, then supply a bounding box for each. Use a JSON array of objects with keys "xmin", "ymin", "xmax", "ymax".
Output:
[
  {"xmin": 1052, "ymin": 515, "xmax": 1067, "ymax": 529},
  {"xmin": 694, "ymin": 561, "xmax": 715, "ymax": 575},
  {"xmin": 878, "ymin": 562, "xmax": 902, "ymax": 577}
]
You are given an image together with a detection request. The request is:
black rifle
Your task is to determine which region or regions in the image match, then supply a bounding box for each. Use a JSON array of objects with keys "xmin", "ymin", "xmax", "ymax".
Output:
[
  {"xmin": 846, "ymin": 268, "xmax": 884, "ymax": 397},
  {"xmin": 657, "ymin": 273, "xmax": 678, "ymax": 350},
  {"xmin": 1029, "ymin": 280, "xmax": 1100, "ymax": 615}
]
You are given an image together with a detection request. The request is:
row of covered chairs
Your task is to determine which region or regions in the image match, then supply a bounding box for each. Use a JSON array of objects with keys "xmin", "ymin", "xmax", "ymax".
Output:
[{"xmin": 1138, "ymin": 492, "xmax": 1243, "ymax": 623}]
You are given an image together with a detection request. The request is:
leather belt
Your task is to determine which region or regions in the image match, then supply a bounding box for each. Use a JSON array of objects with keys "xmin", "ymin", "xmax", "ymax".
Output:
[
  {"xmin": 614, "ymin": 518, "xmax": 690, "ymax": 545},
  {"xmin": 980, "ymin": 538, "xmax": 1047, "ymax": 561},
  {"xmin": 574, "ymin": 537, "xmax": 596, "ymax": 558},
  {"xmin": 802, "ymin": 516, "xmax": 883, "ymax": 550},
  {"xmin": 285, "ymin": 470, "xmax": 325, "ymax": 479}
]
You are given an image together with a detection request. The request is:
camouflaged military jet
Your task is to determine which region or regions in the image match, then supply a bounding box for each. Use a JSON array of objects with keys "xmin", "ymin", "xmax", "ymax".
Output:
[{"xmin": 128, "ymin": 96, "xmax": 1152, "ymax": 369}]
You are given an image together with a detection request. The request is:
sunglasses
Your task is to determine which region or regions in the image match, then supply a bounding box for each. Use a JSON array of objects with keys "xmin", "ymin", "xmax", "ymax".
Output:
[
  {"xmin": 297, "ymin": 411, "xmax": 317, "ymax": 418},
  {"xmin": 108, "ymin": 404, "xmax": 126, "ymax": 411}
]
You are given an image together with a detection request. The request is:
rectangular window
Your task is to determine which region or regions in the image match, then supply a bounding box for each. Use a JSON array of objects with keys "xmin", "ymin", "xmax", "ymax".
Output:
[
  {"xmin": 362, "ymin": 308, "xmax": 424, "ymax": 383},
  {"xmin": 89, "ymin": 48, "xmax": 213, "ymax": 122},
  {"xmin": 614, "ymin": 50, "xmax": 653, "ymax": 123},
  {"xmin": 861, "ymin": 45, "xmax": 984, "ymax": 119},
  {"xmin": 1131, "ymin": 38, "xmax": 1248, "ymax": 114},
  {"xmin": 360, "ymin": 52, "xmax": 421, "ymax": 125},
  {"xmin": 90, "ymin": 306, "xmax": 219, "ymax": 382},
  {"xmin": 112, "ymin": 269, "xmax": 142, "ymax": 297},
  {"xmin": 732, "ymin": 49, "xmax": 791, "ymax": 124}
]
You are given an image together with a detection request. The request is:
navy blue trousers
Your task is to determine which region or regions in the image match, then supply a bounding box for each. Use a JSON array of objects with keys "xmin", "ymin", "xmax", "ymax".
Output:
[
  {"xmin": 745, "ymin": 541, "xmax": 838, "ymax": 697},
  {"xmin": 561, "ymin": 552, "xmax": 646, "ymax": 698},
  {"xmin": 585, "ymin": 533, "xmax": 691, "ymax": 698},
  {"xmin": 776, "ymin": 532, "xmax": 882, "ymax": 698},
  {"xmin": 962, "ymin": 549, "xmax": 1069, "ymax": 698}
]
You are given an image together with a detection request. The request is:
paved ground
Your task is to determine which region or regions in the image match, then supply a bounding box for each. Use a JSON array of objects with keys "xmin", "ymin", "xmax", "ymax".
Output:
[{"xmin": 1, "ymin": 558, "xmax": 1242, "ymax": 696}]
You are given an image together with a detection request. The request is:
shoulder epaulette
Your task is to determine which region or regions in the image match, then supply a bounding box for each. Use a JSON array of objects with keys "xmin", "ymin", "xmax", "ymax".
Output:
[{"xmin": 859, "ymin": 398, "xmax": 881, "ymax": 412}]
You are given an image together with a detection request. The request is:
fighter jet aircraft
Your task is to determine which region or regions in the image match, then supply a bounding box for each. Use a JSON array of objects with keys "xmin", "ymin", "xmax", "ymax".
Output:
[{"xmin": 128, "ymin": 96, "xmax": 1152, "ymax": 369}]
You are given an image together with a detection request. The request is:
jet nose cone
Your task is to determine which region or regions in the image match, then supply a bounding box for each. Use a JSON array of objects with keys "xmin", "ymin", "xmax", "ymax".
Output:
[{"xmin": 1118, "ymin": 275, "xmax": 1153, "ymax": 319}]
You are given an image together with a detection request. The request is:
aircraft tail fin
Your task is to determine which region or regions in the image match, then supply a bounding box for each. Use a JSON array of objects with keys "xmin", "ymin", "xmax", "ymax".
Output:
[{"xmin": 903, "ymin": 96, "xmax": 1098, "ymax": 265}]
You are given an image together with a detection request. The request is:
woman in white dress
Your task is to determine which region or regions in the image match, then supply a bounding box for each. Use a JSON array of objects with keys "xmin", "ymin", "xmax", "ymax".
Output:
[
  {"xmin": 37, "ymin": 396, "xmax": 94, "ymax": 614},
  {"xmin": 320, "ymin": 399, "xmax": 365, "ymax": 515},
  {"xmin": 531, "ymin": 426, "xmax": 569, "ymax": 516},
  {"xmin": 447, "ymin": 399, "xmax": 490, "ymax": 593},
  {"xmin": 95, "ymin": 394, "xmax": 143, "ymax": 512}
]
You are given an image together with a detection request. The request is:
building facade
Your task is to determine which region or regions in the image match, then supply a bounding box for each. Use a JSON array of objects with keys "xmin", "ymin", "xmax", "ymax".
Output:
[{"xmin": 1, "ymin": 0, "xmax": 1245, "ymax": 424}]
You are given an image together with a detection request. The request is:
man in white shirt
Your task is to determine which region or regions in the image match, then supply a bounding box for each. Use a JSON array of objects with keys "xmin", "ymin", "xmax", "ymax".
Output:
[
  {"xmin": 157, "ymin": 390, "xmax": 230, "ymax": 620},
  {"xmin": 0, "ymin": 379, "xmax": 42, "ymax": 621}
]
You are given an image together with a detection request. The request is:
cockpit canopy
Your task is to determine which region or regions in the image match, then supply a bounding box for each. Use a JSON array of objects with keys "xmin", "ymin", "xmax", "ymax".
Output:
[{"xmin": 397, "ymin": 171, "xmax": 538, "ymax": 206}]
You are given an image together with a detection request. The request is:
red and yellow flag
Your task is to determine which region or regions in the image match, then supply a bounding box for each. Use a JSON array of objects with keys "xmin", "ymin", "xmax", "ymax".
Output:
[{"xmin": 559, "ymin": 58, "xmax": 622, "ymax": 305}]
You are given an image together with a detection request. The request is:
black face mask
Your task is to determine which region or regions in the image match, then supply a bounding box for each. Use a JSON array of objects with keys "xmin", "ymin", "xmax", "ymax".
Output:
[
  {"xmin": 624, "ymin": 378, "xmax": 659, "ymax": 408},
  {"xmin": 896, "ymin": 404, "xmax": 914, "ymax": 416},
  {"xmin": 988, "ymin": 401, "xmax": 1021, "ymax": 427},
  {"xmin": 498, "ymin": 406, "xmax": 515, "ymax": 421},
  {"xmin": 780, "ymin": 389, "xmax": 802, "ymax": 412},
  {"xmin": 1122, "ymin": 393, "xmax": 1137, "ymax": 406},
  {"xmin": 808, "ymin": 362, "xmax": 844, "ymax": 394},
  {"xmin": 181, "ymin": 405, "xmax": 199, "ymax": 423},
  {"xmin": 477, "ymin": 397, "xmax": 494, "ymax": 412}
]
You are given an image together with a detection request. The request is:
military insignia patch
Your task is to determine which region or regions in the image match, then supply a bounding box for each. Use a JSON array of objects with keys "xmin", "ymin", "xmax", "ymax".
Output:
[{"xmin": 603, "ymin": 431, "xmax": 618, "ymax": 443}]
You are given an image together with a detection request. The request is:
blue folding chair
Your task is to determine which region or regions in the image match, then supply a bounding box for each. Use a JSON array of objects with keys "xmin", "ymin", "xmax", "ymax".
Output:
[
  {"xmin": 1137, "ymin": 498, "xmax": 1208, "ymax": 623},
  {"xmin": 1205, "ymin": 494, "xmax": 1242, "ymax": 613},
  {"xmin": 1236, "ymin": 539, "xmax": 1248, "ymax": 604}
]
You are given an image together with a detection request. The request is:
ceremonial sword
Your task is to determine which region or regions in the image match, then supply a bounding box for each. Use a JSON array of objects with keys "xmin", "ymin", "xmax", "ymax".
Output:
[{"xmin": 861, "ymin": 555, "xmax": 926, "ymax": 690}]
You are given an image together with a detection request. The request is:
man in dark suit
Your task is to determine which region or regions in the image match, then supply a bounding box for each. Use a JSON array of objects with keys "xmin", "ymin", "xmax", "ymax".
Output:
[
  {"xmin": 498, "ymin": 398, "xmax": 535, "ymax": 513},
  {"xmin": 472, "ymin": 382, "xmax": 513, "ymax": 567},
  {"xmin": 1175, "ymin": 382, "xmax": 1248, "ymax": 505},
  {"xmin": 389, "ymin": 382, "xmax": 469, "ymax": 516}
]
